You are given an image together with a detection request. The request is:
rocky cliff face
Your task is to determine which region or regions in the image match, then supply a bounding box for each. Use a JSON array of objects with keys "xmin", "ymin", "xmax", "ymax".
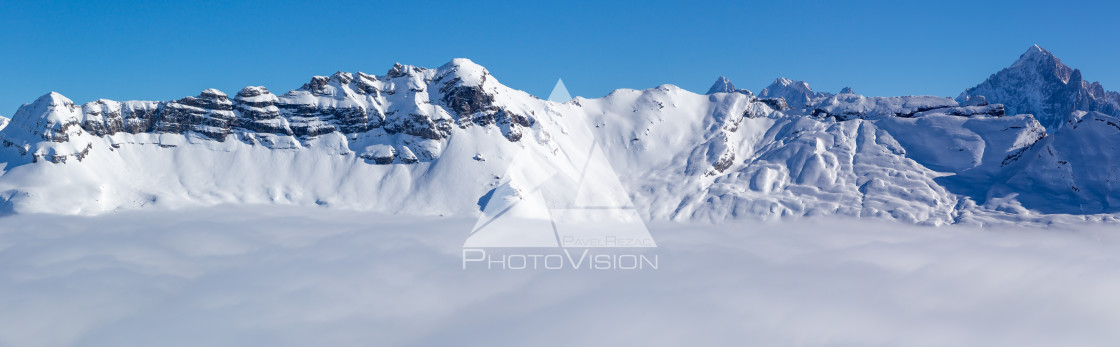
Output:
[
  {"xmin": 0, "ymin": 59, "xmax": 535, "ymax": 165},
  {"xmin": 959, "ymin": 45, "xmax": 1120, "ymax": 129}
]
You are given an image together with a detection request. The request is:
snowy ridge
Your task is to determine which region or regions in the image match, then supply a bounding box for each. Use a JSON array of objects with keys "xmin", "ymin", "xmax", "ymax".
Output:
[
  {"xmin": 799, "ymin": 94, "xmax": 1006, "ymax": 121},
  {"xmin": 0, "ymin": 59, "xmax": 555, "ymax": 215},
  {"xmin": 578, "ymin": 85, "xmax": 1068, "ymax": 224},
  {"xmin": 1, "ymin": 48, "xmax": 1119, "ymax": 225}
]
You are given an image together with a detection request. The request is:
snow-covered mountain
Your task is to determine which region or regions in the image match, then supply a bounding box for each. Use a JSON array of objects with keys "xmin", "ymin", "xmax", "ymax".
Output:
[
  {"xmin": 591, "ymin": 83, "xmax": 1060, "ymax": 224},
  {"xmin": 998, "ymin": 111, "xmax": 1120, "ymax": 214},
  {"xmin": 0, "ymin": 59, "xmax": 554, "ymax": 216},
  {"xmin": 959, "ymin": 45, "xmax": 1120, "ymax": 130},
  {"xmin": 1, "ymin": 47, "xmax": 1118, "ymax": 225},
  {"xmin": 759, "ymin": 77, "xmax": 828, "ymax": 108},
  {"xmin": 705, "ymin": 76, "xmax": 751, "ymax": 95}
]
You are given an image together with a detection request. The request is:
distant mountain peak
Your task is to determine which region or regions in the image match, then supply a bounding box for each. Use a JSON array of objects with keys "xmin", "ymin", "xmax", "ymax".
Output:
[
  {"xmin": 960, "ymin": 45, "xmax": 1120, "ymax": 129},
  {"xmin": 1022, "ymin": 44, "xmax": 1048, "ymax": 57},
  {"xmin": 706, "ymin": 76, "xmax": 736, "ymax": 94},
  {"xmin": 386, "ymin": 62, "xmax": 427, "ymax": 78},
  {"xmin": 1008, "ymin": 45, "xmax": 1071, "ymax": 81},
  {"xmin": 760, "ymin": 77, "xmax": 819, "ymax": 107}
]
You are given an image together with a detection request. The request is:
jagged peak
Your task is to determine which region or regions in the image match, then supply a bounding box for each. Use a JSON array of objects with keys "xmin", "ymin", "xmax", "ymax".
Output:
[
  {"xmin": 772, "ymin": 77, "xmax": 796, "ymax": 87},
  {"xmin": 1070, "ymin": 68, "xmax": 1083, "ymax": 83},
  {"xmin": 1021, "ymin": 44, "xmax": 1049, "ymax": 58},
  {"xmin": 298, "ymin": 74, "xmax": 357, "ymax": 98},
  {"xmin": 387, "ymin": 62, "xmax": 426, "ymax": 78},
  {"xmin": 1009, "ymin": 45, "xmax": 1069, "ymax": 78},
  {"xmin": 840, "ymin": 87, "xmax": 855, "ymax": 94},
  {"xmin": 352, "ymin": 72, "xmax": 381, "ymax": 95},
  {"xmin": 760, "ymin": 78, "xmax": 818, "ymax": 108},
  {"xmin": 301, "ymin": 75, "xmax": 329, "ymax": 91},
  {"xmin": 763, "ymin": 77, "xmax": 814, "ymax": 93},
  {"xmin": 329, "ymin": 71, "xmax": 353, "ymax": 85},
  {"xmin": 958, "ymin": 45, "xmax": 1117, "ymax": 129},
  {"xmin": 356, "ymin": 71, "xmax": 379, "ymax": 82},
  {"xmin": 706, "ymin": 76, "xmax": 736, "ymax": 94},
  {"xmin": 436, "ymin": 58, "xmax": 490, "ymax": 87}
]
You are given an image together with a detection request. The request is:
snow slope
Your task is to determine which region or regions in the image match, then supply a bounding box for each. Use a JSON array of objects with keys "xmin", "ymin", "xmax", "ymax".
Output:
[
  {"xmin": 998, "ymin": 111, "xmax": 1120, "ymax": 214},
  {"xmin": 577, "ymin": 85, "xmax": 1072, "ymax": 224},
  {"xmin": 1, "ymin": 48, "xmax": 1119, "ymax": 225}
]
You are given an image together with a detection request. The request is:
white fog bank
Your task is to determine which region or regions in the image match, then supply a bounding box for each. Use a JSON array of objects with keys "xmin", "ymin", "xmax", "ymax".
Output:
[{"xmin": 1, "ymin": 206, "xmax": 1118, "ymax": 346}]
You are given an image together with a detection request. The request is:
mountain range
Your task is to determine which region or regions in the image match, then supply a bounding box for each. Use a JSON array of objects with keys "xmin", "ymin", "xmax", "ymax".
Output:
[{"xmin": 1, "ymin": 46, "xmax": 1117, "ymax": 225}]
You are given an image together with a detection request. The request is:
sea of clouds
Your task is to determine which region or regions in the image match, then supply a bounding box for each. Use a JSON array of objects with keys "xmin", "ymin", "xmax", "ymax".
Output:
[{"xmin": 1, "ymin": 206, "xmax": 1118, "ymax": 346}]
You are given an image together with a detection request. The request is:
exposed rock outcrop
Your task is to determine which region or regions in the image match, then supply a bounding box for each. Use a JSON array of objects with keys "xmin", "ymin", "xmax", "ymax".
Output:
[{"xmin": 0, "ymin": 59, "xmax": 534, "ymax": 165}]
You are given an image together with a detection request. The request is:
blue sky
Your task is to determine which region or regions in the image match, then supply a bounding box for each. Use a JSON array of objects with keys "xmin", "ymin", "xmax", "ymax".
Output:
[{"xmin": 1, "ymin": 0, "xmax": 1118, "ymax": 114}]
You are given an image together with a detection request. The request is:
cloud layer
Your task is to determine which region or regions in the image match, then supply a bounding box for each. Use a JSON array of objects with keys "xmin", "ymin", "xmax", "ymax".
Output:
[{"xmin": 1, "ymin": 206, "xmax": 1119, "ymax": 346}]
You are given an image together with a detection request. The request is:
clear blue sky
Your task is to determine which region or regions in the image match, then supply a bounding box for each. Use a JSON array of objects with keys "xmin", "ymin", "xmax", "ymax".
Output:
[{"xmin": 2, "ymin": 0, "xmax": 1118, "ymax": 115}]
